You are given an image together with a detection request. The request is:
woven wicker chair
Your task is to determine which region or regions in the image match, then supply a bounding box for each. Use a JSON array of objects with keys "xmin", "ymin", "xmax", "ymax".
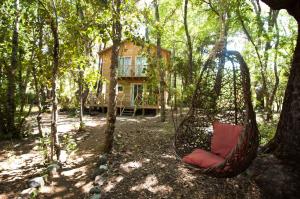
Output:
[{"xmin": 174, "ymin": 51, "xmax": 259, "ymax": 178}]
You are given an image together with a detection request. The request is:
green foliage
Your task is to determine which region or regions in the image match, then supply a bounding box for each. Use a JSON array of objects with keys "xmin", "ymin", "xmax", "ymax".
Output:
[
  {"xmin": 61, "ymin": 134, "xmax": 77, "ymax": 153},
  {"xmin": 38, "ymin": 135, "xmax": 51, "ymax": 160},
  {"xmin": 258, "ymin": 120, "xmax": 278, "ymax": 145},
  {"xmin": 30, "ymin": 189, "xmax": 38, "ymax": 199}
]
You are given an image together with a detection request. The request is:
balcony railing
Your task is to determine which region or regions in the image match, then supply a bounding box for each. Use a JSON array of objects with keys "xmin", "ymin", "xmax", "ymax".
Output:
[{"xmin": 117, "ymin": 65, "xmax": 147, "ymax": 77}]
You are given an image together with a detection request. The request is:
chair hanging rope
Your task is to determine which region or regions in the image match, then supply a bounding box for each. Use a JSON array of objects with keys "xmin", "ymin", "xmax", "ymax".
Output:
[{"xmin": 173, "ymin": 50, "xmax": 259, "ymax": 178}]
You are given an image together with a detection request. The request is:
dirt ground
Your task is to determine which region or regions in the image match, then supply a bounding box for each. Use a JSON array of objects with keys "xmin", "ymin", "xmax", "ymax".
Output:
[{"xmin": 0, "ymin": 112, "xmax": 262, "ymax": 199}]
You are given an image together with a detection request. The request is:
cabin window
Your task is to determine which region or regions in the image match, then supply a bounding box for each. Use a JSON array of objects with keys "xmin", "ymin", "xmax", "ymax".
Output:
[
  {"xmin": 136, "ymin": 56, "xmax": 148, "ymax": 76},
  {"xmin": 117, "ymin": 84, "xmax": 124, "ymax": 93},
  {"xmin": 118, "ymin": 57, "xmax": 131, "ymax": 76}
]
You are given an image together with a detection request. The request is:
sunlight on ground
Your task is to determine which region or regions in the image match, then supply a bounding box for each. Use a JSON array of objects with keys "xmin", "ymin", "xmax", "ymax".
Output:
[
  {"xmin": 0, "ymin": 114, "xmax": 107, "ymax": 198},
  {"xmin": 130, "ymin": 174, "xmax": 173, "ymax": 194},
  {"xmin": 0, "ymin": 153, "xmax": 43, "ymax": 175},
  {"xmin": 62, "ymin": 166, "xmax": 86, "ymax": 177},
  {"xmin": 58, "ymin": 123, "xmax": 78, "ymax": 133},
  {"xmin": 39, "ymin": 185, "xmax": 67, "ymax": 194},
  {"xmin": 81, "ymin": 181, "xmax": 94, "ymax": 193},
  {"xmin": 156, "ymin": 162, "xmax": 166, "ymax": 168},
  {"xmin": 85, "ymin": 118, "xmax": 105, "ymax": 127},
  {"xmin": 120, "ymin": 161, "xmax": 142, "ymax": 173},
  {"xmin": 118, "ymin": 117, "xmax": 142, "ymax": 123},
  {"xmin": 161, "ymin": 154, "xmax": 176, "ymax": 160},
  {"xmin": 177, "ymin": 165, "xmax": 196, "ymax": 186},
  {"xmin": 104, "ymin": 175, "xmax": 124, "ymax": 192}
]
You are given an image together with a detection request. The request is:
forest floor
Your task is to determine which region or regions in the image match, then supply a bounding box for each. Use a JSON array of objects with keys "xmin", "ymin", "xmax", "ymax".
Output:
[{"xmin": 0, "ymin": 111, "xmax": 262, "ymax": 199}]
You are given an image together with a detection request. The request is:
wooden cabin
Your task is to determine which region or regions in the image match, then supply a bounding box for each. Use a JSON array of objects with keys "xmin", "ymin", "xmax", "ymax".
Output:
[{"xmin": 87, "ymin": 40, "xmax": 171, "ymax": 116}]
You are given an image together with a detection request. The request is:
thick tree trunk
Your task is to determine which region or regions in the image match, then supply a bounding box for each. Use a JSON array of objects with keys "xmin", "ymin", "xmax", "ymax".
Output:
[
  {"xmin": 50, "ymin": 14, "xmax": 60, "ymax": 161},
  {"xmin": 154, "ymin": 0, "xmax": 166, "ymax": 122},
  {"xmin": 183, "ymin": 0, "xmax": 193, "ymax": 83},
  {"xmin": 6, "ymin": 0, "xmax": 19, "ymax": 138},
  {"xmin": 0, "ymin": 107, "xmax": 7, "ymax": 135},
  {"xmin": 103, "ymin": 0, "xmax": 122, "ymax": 153}
]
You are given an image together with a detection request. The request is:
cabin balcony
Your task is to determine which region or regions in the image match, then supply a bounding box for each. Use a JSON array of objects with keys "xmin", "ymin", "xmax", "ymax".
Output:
[{"xmin": 117, "ymin": 65, "xmax": 148, "ymax": 79}]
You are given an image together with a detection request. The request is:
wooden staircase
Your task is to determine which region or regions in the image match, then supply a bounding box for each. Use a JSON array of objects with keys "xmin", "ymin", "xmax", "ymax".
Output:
[{"xmin": 120, "ymin": 107, "xmax": 135, "ymax": 116}]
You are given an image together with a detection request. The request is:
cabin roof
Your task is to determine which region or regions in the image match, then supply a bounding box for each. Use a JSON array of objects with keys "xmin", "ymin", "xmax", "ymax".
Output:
[{"xmin": 98, "ymin": 39, "xmax": 171, "ymax": 55}]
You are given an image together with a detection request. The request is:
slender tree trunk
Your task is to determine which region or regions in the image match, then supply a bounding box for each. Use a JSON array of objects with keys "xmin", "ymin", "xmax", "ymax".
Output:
[
  {"xmin": 50, "ymin": 7, "xmax": 60, "ymax": 161},
  {"xmin": 167, "ymin": 71, "xmax": 172, "ymax": 105},
  {"xmin": 238, "ymin": 6, "xmax": 268, "ymax": 111},
  {"xmin": 76, "ymin": 0, "xmax": 87, "ymax": 130},
  {"xmin": 262, "ymin": 11, "xmax": 279, "ymax": 121},
  {"xmin": 97, "ymin": 43, "xmax": 106, "ymax": 97},
  {"xmin": 213, "ymin": 53, "xmax": 226, "ymax": 97},
  {"xmin": 36, "ymin": 10, "xmax": 44, "ymax": 138},
  {"xmin": 266, "ymin": 21, "xmax": 280, "ymax": 121},
  {"xmin": 180, "ymin": 76, "xmax": 183, "ymax": 117},
  {"xmin": 33, "ymin": 67, "xmax": 43, "ymax": 137},
  {"xmin": 78, "ymin": 69, "xmax": 84, "ymax": 129},
  {"xmin": 103, "ymin": 0, "xmax": 122, "ymax": 153},
  {"xmin": 213, "ymin": 14, "xmax": 227, "ymax": 101},
  {"xmin": 154, "ymin": 0, "xmax": 166, "ymax": 122},
  {"xmin": 183, "ymin": 0, "xmax": 193, "ymax": 83},
  {"xmin": 6, "ymin": 0, "xmax": 19, "ymax": 138},
  {"xmin": 173, "ymin": 70, "xmax": 177, "ymax": 111},
  {"xmin": 18, "ymin": 52, "xmax": 32, "ymax": 124}
]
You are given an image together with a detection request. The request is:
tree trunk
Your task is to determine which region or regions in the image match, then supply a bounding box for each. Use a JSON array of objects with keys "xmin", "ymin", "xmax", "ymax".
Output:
[
  {"xmin": 103, "ymin": 0, "xmax": 122, "ymax": 153},
  {"xmin": 266, "ymin": 21, "xmax": 280, "ymax": 121},
  {"xmin": 154, "ymin": 0, "xmax": 166, "ymax": 122},
  {"xmin": 18, "ymin": 51, "xmax": 32, "ymax": 125},
  {"xmin": 167, "ymin": 70, "xmax": 172, "ymax": 105},
  {"xmin": 6, "ymin": 0, "xmax": 19, "ymax": 138},
  {"xmin": 183, "ymin": 0, "xmax": 193, "ymax": 83},
  {"xmin": 0, "ymin": 108, "xmax": 7, "ymax": 135},
  {"xmin": 97, "ymin": 43, "xmax": 106, "ymax": 97},
  {"xmin": 34, "ymin": 9, "xmax": 44, "ymax": 139},
  {"xmin": 50, "ymin": 8, "xmax": 60, "ymax": 161},
  {"xmin": 33, "ymin": 66, "xmax": 43, "ymax": 138},
  {"xmin": 173, "ymin": 69, "xmax": 177, "ymax": 111},
  {"xmin": 213, "ymin": 14, "xmax": 227, "ymax": 102},
  {"xmin": 78, "ymin": 69, "xmax": 84, "ymax": 130}
]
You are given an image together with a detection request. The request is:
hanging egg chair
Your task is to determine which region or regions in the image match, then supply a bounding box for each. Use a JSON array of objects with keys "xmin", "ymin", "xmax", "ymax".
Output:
[{"xmin": 173, "ymin": 50, "xmax": 259, "ymax": 178}]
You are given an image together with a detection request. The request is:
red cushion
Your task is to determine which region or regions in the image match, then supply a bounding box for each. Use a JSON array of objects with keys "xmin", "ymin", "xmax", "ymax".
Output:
[
  {"xmin": 182, "ymin": 149, "xmax": 224, "ymax": 168},
  {"xmin": 211, "ymin": 122, "xmax": 243, "ymax": 158}
]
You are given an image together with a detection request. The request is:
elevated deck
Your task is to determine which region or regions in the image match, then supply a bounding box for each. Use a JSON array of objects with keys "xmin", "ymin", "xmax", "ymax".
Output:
[
  {"xmin": 87, "ymin": 104, "xmax": 159, "ymax": 116},
  {"xmin": 87, "ymin": 92, "xmax": 159, "ymax": 116}
]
